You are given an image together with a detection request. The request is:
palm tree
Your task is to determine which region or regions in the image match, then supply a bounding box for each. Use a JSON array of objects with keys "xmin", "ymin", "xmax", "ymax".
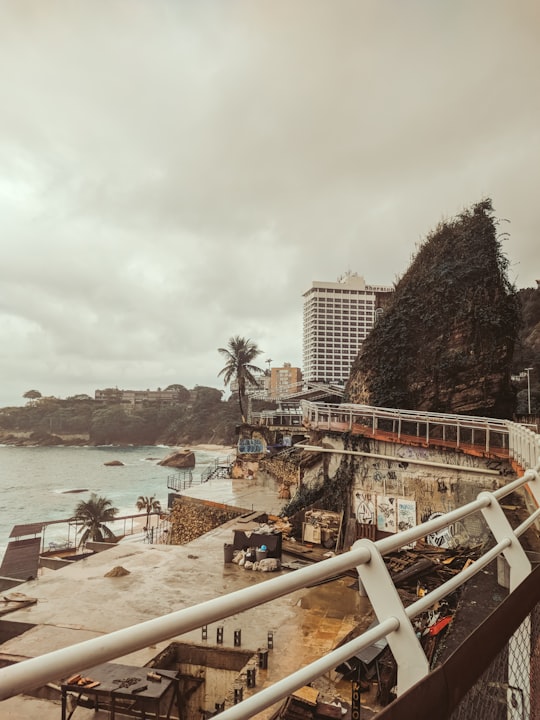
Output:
[
  {"xmin": 73, "ymin": 493, "xmax": 118, "ymax": 548},
  {"xmin": 218, "ymin": 336, "xmax": 263, "ymax": 422},
  {"xmin": 136, "ymin": 495, "xmax": 162, "ymax": 529}
]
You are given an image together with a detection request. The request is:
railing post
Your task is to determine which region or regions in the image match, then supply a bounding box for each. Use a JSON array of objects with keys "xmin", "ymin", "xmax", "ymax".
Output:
[
  {"xmin": 353, "ymin": 539, "xmax": 429, "ymax": 694},
  {"xmin": 478, "ymin": 491, "xmax": 531, "ymax": 591}
]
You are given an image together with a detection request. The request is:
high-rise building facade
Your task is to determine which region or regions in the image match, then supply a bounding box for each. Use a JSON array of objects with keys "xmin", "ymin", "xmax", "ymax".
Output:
[
  {"xmin": 302, "ymin": 272, "xmax": 393, "ymax": 384},
  {"xmin": 269, "ymin": 363, "xmax": 303, "ymax": 398}
]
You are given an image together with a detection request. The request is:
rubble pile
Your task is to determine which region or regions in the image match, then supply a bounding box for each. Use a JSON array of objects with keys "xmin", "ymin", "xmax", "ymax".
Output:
[
  {"xmin": 232, "ymin": 551, "xmax": 281, "ymax": 572},
  {"xmin": 303, "ymin": 510, "xmax": 342, "ymax": 549},
  {"xmin": 265, "ymin": 515, "xmax": 293, "ymax": 539},
  {"xmin": 225, "ymin": 518, "xmax": 287, "ymax": 572},
  {"xmin": 359, "ymin": 542, "xmax": 484, "ymax": 706},
  {"xmin": 104, "ymin": 566, "xmax": 130, "ymax": 577}
]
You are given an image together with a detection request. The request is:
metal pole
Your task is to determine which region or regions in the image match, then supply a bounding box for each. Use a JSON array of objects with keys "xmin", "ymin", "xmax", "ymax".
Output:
[{"xmin": 526, "ymin": 367, "xmax": 533, "ymax": 415}]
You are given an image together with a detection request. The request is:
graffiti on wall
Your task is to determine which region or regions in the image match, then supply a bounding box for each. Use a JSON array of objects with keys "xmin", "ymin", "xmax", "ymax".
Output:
[
  {"xmin": 377, "ymin": 495, "xmax": 396, "ymax": 532},
  {"xmin": 397, "ymin": 498, "xmax": 416, "ymax": 532},
  {"xmin": 354, "ymin": 486, "xmax": 418, "ymax": 535},
  {"xmin": 355, "ymin": 492, "xmax": 376, "ymax": 525},
  {"xmin": 238, "ymin": 438, "xmax": 265, "ymax": 454},
  {"xmin": 425, "ymin": 512, "xmax": 458, "ymax": 548}
]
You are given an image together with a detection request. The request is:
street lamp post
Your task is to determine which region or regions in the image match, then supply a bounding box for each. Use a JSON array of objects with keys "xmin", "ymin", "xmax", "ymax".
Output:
[{"xmin": 525, "ymin": 367, "xmax": 533, "ymax": 415}]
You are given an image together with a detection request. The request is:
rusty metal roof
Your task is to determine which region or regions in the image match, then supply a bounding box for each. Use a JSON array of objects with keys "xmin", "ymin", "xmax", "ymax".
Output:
[
  {"xmin": 9, "ymin": 523, "xmax": 45, "ymax": 538},
  {"xmin": 0, "ymin": 538, "xmax": 41, "ymax": 580}
]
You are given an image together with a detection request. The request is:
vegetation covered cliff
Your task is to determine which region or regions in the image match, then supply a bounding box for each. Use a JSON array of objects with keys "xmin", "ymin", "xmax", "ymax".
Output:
[
  {"xmin": 0, "ymin": 385, "xmax": 239, "ymax": 446},
  {"xmin": 346, "ymin": 200, "xmax": 520, "ymax": 418}
]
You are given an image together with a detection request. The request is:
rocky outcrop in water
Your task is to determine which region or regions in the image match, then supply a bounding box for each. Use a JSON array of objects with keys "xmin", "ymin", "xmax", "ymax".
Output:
[{"xmin": 158, "ymin": 448, "xmax": 196, "ymax": 468}]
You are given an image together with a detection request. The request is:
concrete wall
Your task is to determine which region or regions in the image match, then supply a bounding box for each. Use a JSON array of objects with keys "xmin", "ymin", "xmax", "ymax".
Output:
[
  {"xmin": 152, "ymin": 643, "xmax": 257, "ymax": 718},
  {"xmin": 181, "ymin": 662, "xmax": 238, "ymax": 716},
  {"xmin": 302, "ymin": 435, "xmax": 516, "ymax": 548}
]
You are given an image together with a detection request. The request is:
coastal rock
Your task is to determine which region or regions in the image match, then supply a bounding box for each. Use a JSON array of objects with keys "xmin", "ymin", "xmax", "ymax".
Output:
[
  {"xmin": 158, "ymin": 449, "xmax": 196, "ymax": 468},
  {"xmin": 104, "ymin": 460, "xmax": 124, "ymax": 467},
  {"xmin": 346, "ymin": 200, "xmax": 518, "ymax": 417}
]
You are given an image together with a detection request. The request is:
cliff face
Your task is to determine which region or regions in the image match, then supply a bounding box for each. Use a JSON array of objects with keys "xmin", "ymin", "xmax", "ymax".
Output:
[{"xmin": 346, "ymin": 200, "xmax": 519, "ymax": 418}]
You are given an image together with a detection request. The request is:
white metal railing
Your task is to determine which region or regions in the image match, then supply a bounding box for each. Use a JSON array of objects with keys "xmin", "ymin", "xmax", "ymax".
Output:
[
  {"xmin": 251, "ymin": 409, "xmax": 304, "ymax": 427},
  {"xmin": 301, "ymin": 401, "xmax": 540, "ymax": 468},
  {"xmin": 249, "ymin": 381, "xmax": 345, "ymax": 403},
  {"xmin": 0, "ymin": 462, "xmax": 539, "ymax": 717},
  {"xmin": 508, "ymin": 421, "xmax": 540, "ymax": 471}
]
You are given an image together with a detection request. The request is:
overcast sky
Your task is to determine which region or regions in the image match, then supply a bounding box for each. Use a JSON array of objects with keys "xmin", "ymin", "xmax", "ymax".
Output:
[{"xmin": 0, "ymin": 1, "xmax": 538, "ymax": 408}]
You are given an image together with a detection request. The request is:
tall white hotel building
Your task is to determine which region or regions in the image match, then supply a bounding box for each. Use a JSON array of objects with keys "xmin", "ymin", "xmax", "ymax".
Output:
[{"xmin": 302, "ymin": 272, "xmax": 394, "ymax": 384}]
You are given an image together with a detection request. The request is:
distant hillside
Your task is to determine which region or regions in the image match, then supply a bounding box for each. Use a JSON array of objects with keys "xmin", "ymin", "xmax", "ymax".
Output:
[
  {"xmin": 0, "ymin": 385, "xmax": 240, "ymax": 446},
  {"xmin": 346, "ymin": 199, "xmax": 519, "ymax": 418}
]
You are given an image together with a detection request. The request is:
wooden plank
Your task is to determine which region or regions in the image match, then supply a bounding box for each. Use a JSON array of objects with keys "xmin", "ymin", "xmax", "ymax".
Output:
[
  {"xmin": 236, "ymin": 512, "xmax": 264, "ymax": 524},
  {"xmin": 292, "ymin": 686, "xmax": 319, "ymax": 706}
]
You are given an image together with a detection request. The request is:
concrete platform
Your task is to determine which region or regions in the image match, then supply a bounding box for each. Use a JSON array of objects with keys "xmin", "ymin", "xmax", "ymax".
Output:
[{"xmin": 0, "ymin": 474, "xmax": 375, "ymax": 719}]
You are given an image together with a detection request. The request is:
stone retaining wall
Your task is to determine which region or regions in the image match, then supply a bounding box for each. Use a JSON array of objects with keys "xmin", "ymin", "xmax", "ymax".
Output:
[{"xmin": 168, "ymin": 496, "xmax": 245, "ymax": 545}]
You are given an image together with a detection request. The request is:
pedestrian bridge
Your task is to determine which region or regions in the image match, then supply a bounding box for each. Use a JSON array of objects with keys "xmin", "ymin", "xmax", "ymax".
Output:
[{"xmin": 0, "ymin": 403, "xmax": 539, "ymax": 719}]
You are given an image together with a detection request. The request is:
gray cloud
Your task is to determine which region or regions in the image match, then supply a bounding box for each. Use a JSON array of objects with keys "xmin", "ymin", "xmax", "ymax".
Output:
[{"xmin": 0, "ymin": 0, "xmax": 538, "ymax": 406}]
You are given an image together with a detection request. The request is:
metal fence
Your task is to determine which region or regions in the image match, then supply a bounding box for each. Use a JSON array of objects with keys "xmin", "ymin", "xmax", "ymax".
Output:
[
  {"xmin": 166, "ymin": 469, "xmax": 194, "ymax": 491},
  {"xmin": 167, "ymin": 456, "xmax": 234, "ymax": 489},
  {"xmin": 200, "ymin": 455, "xmax": 234, "ymax": 482},
  {"xmin": 449, "ymin": 612, "xmax": 537, "ymax": 720}
]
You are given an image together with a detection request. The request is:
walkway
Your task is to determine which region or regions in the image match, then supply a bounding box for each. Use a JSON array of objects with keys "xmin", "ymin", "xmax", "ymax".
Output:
[{"xmin": 299, "ymin": 400, "xmax": 540, "ymax": 470}]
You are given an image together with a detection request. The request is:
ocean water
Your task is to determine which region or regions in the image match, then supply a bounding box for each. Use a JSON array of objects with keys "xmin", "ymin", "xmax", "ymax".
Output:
[{"xmin": 0, "ymin": 444, "xmax": 228, "ymax": 558}]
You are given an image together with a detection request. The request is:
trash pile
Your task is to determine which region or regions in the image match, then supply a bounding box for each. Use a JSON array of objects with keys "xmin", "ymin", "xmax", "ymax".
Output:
[
  {"xmin": 303, "ymin": 510, "xmax": 342, "ymax": 549},
  {"xmin": 231, "ymin": 549, "xmax": 281, "ymax": 572},
  {"xmin": 265, "ymin": 515, "xmax": 293, "ymax": 538},
  {"xmin": 337, "ymin": 541, "xmax": 486, "ymax": 707},
  {"xmin": 225, "ymin": 518, "xmax": 288, "ymax": 572}
]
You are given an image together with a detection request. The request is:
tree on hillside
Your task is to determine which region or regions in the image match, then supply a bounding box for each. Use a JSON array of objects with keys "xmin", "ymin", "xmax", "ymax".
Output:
[
  {"xmin": 23, "ymin": 389, "xmax": 42, "ymax": 403},
  {"xmin": 218, "ymin": 336, "xmax": 263, "ymax": 422},
  {"xmin": 73, "ymin": 493, "xmax": 118, "ymax": 548},
  {"xmin": 136, "ymin": 495, "xmax": 162, "ymax": 528}
]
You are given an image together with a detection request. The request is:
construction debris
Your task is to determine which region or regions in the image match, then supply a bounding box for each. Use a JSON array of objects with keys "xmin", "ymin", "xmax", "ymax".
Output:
[
  {"xmin": 104, "ymin": 566, "xmax": 130, "ymax": 577},
  {"xmin": 303, "ymin": 510, "xmax": 342, "ymax": 549},
  {"xmin": 0, "ymin": 592, "xmax": 38, "ymax": 616}
]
